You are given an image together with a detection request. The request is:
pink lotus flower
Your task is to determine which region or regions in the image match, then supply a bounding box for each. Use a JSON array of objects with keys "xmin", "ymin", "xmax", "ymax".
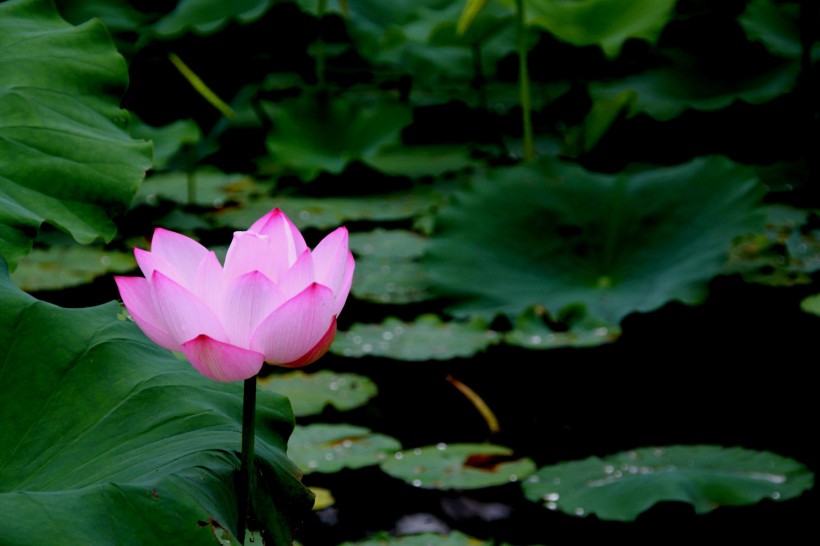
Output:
[{"xmin": 115, "ymin": 209, "xmax": 354, "ymax": 382}]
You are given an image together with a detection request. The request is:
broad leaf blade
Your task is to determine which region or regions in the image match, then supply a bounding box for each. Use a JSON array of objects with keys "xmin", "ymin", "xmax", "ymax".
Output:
[
  {"xmin": 426, "ymin": 157, "xmax": 765, "ymax": 324},
  {"xmin": 0, "ymin": 0, "xmax": 151, "ymax": 270},
  {"xmin": 0, "ymin": 258, "xmax": 312, "ymax": 544},
  {"xmin": 521, "ymin": 445, "xmax": 814, "ymax": 521}
]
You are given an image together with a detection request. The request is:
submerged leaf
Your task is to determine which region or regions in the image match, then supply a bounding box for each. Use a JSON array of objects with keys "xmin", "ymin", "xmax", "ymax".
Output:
[{"xmin": 521, "ymin": 445, "xmax": 814, "ymax": 521}]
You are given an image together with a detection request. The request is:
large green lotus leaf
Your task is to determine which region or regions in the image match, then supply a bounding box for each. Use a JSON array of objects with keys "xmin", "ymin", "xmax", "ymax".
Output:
[
  {"xmin": 332, "ymin": 315, "xmax": 501, "ymax": 360},
  {"xmin": 151, "ymin": 0, "xmax": 275, "ymax": 38},
  {"xmin": 288, "ymin": 424, "xmax": 402, "ymax": 474},
  {"xmin": 348, "ymin": 229, "xmax": 433, "ymax": 304},
  {"xmin": 11, "ymin": 244, "xmax": 135, "ymax": 292},
  {"xmin": 0, "ymin": 259, "xmax": 313, "ymax": 544},
  {"xmin": 264, "ymin": 95, "xmax": 412, "ymax": 181},
  {"xmin": 425, "ymin": 157, "xmax": 765, "ymax": 323},
  {"xmin": 590, "ymin": 52, "xmax": 799, "ymax": 121},
  {"xmin": 521, "ymin": 445, "xmax": 814, "ymax": 521},
  {"xmin": 382, "ymin": 444, "xmax": 535, "ymax": 490},
  {"xmin": 212, "ymin": 188, "xmax": 446, "ymax": 231},
  {"xmin": 517, "ymin": 0, "xmax": 676, "ymax": 58},
  {"xmin": 259, "ymin": 370, "xmax": 378, "ymax": 417},
  {"xmin": 0, "ymin": 0, "xmax": 152, "ymax": 271}
]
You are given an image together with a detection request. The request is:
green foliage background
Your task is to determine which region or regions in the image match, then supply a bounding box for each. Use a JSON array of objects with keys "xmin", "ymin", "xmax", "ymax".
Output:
[{"xmin": 1, "ymin": 0, "xmax": 817, "ymax": 544}]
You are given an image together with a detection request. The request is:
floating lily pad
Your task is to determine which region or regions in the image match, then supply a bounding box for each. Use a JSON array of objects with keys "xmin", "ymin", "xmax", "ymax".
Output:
[
  {"xmin": 364, "ymin": 145, "xmax": 479, "ymax": 178},
  {"xmin": 11, "ymin": 245, "xmax": 135, "ymax": 292},
  {"xmin": 349, "ymin": 230, "xmax": 433, "ymax": 304},
  {"xmin": 288, "ymin": 424, "xmax": 402, "ymax": 474},
  {"xmin": 727, "ymin": 205, "xmax": 820, "ymax": 286},
  {"xmin": 504, "ymin": 306, "xmax": 621, "ymax": 349},
  {"xmin": 522, "ymin": 0, "xmax": 676, "ymax": 58},
  {"xmin": 332, "ymin": 315, "xmax": 501, "ymax": 360},
  {"xmin": 382, "ymin": 444, "xmax": 535, "ymax": 490},
  {"xmin": 213, "ymin": 189, "xmax": 446, "ymax": 231},
  {"xmin": 134, "ymin": 168, "xmax": 261, "ymax": 209},
  {"xmin": 800, "ymin": 293, "xmax": 820, "ymax": 316},
  {"xmin": 258, "ymin": 370, "xmax": 378, "ymax": 417},
  {"xmin": 425, "ymin": 157, "xmax": 765, "ymax": 324},
  {"xmin": 521, "ymin": 445, "xmax": 814, "ymax": 521}
]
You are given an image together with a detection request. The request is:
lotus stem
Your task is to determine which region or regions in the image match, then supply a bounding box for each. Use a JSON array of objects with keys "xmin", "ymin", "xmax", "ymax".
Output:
[
  {"xmin": 237, "ymin": 376, "xmax": 257, "ymax": 543},
  {"xmin": 515, "ymin": 0, "xmax": 535, "ymax": 162}
]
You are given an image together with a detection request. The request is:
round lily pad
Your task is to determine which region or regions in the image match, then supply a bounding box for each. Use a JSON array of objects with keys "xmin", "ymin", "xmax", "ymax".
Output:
[
  {"xmin": 349, "ymin": 230, "xmax": 432, "ymax": 304},
  {"xmin": 258, "ymin": 370, "xmax": 378, "ymax": 417},
  {"xmin": 504, "ymin": 306, "xmax": 621, "ymax": 350},
  {"xmin": 381, "ymin": 443, "xmax": 535, "ymax": 490},
  {"xmin": 213, "ymin": 189, "xmax": 446, "ymax": 231},
  {"xmin": 134, "ymin": 168, "xmax": 259, "ymax": 208},
  {"xmin": 332, "ymin": 315, "xmax": 501, "ymax": 361},
  {"xmin": 11, "ymin": 245, "xmax": 135, "ymax": 292},
  {"xmin": 521, "ymin": 445, "xmax": 814, "ymax": 521},
  {"xmin": 288, "ymin": 424, "xmax": 402, "ymax": 474}
]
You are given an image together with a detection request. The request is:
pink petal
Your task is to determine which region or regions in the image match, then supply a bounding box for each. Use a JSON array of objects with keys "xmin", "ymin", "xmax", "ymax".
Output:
[
  {"xmin": 223, "ymin": 231, "xmax": 279, "ymax": 282},
  {"xmin": 312, "ymin": 227, "xmax": 350, "ymax": 295},
  {"xmin": 277, "ymin": 249, "xmax": 316, "ymax": 300},
  {"xmin": 152, "ymin": 271, "xmax": 228, "ymax": 345},
  {"xmin": 115, "ymin": 276, "xmax": 178, "ymax": 351},
  {"xmin": 249, "ymin": 209, "xmax": 307, "ymax": 267},
  {"xmin": 278, "ymin": 317, "xmax": 337, "ymax": 368},
  {"xmin": 149, "ymin": 228, "xmax": 209, "ymax": 285},
  {"xmin": 222, "ymin": 271, "xmax": 284, "ymax": 348},
  {"xmin": 250, "ymin": 283, "xmax": 336, "ymax": 365},
  {"xmin": 135, "ymin": 248, "xmax": 183, "ymax": 286},
  {"xmin": 181, "ymin": 335, "xmax": 264, "ymax": 382},
  {"xmin": 193, "ymin": 251, "xmax": 226, "ymax": 312},
  {"xmin": 333, "ymin": 251, "xmax": 355, "ymax": 316}
]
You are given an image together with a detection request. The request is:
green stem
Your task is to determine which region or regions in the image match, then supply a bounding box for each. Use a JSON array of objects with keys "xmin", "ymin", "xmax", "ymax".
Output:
[
  {"xmin": 515, "ymin": 0, "xmax": 535, "ymax": 163},
  {"xmin": 237, "ymin": 377, "xmax": 257, "ymax": 543}
]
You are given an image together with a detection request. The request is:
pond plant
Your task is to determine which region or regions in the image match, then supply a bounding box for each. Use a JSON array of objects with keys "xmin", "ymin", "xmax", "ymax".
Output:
[{"xmin": 0, "ymin": 0, "xmax": 817, "ymax": 544}]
